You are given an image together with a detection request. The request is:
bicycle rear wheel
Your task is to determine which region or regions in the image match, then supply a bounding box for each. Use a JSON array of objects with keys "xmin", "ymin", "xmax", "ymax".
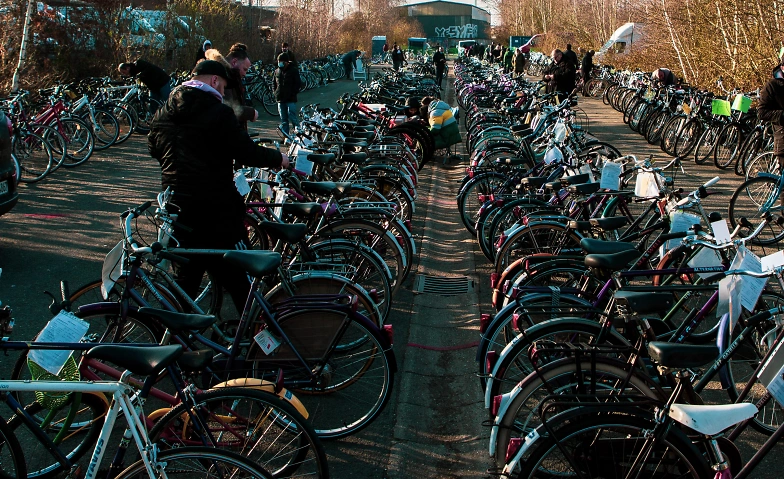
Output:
[
  {"xmin": 88, "ymin": 109, "xmax": 120, "ymax": 150},
  {"xmin": 149, "ymin": 388, "xmax": 329, "ymax": 478},
  {"xmin": 59, "ymin": 117, "xmax": 95, "ymax": 168},
  {"xmin": 13, "ymin": 130, "xmax": 53, "ymax": 183},
  {"xmin": 728, "ymin": 175, "xmax": 784, "ymax": 245},
  {"xmin": 115, "ymin": 446, "xmax": 274, "ymax": 478}
]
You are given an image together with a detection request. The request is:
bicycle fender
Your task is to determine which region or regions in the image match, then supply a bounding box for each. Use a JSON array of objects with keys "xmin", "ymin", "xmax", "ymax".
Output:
[
  {"xmin": 212, "ymin": 378, "xmax": 309, "ymax": 419},
  {"xmin": 757, "ymin": 172, "xmax": 779, "ymax": 181}
]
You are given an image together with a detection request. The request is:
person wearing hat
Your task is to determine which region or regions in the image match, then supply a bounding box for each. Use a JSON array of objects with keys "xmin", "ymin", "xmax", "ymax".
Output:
[
  {"xmin": 274, "ymin": 52, "xmax": 301, "ymax": 135},
  {"xmin": 759, "ymin": 56, "xmax": 784, "ymax": 166},
  {"xmin": 117, "ymin": 59, "xmax": 172, "ymax": 104},
  {"xmin": 148, "ymin": 59, "xmax": 288, "ymax": 313},
  {"xmin": 196, "ymin": 39, "xmax": 212, "ymax": 65}
]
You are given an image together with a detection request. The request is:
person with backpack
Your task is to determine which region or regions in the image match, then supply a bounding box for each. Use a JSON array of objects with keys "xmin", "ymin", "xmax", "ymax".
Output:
[{"xmin": 274, "ymin": 52, "xmax": 301, "ymax": 135}]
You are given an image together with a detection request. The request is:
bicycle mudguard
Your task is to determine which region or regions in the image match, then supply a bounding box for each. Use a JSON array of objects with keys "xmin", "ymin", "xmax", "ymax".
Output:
[
  {"xmin": 756, "ymin": 172, "xmax": 780, "ymax": 181},
  {"xmin": 211, "ymin": 378, "xmax": 309, "ymax": 419},
  {"xmin": 716, "ymin": 313, "xmax": 733, "ymax": 389}
]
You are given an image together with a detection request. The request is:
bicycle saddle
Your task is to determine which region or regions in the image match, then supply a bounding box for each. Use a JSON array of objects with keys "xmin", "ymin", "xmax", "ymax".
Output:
[
  {"xmin": 520, "ymin": 177, "xmax": 548, "ymax": 188},
  {"xmin": 281, "ymin": 202, "xmax": 322, "ymax": 219},
  {"xmin": 613, "ymin": 290, "xmax": 675, "ymax": 316},
  {"xmin": 496, "ymin": 157, "xmax": 528, "ymax": 166},
  {"xmin": 306, "ymin": 153, "xmax": 336, "ymax": 166},
  {"xmin": 258, "ymin": 221, "xmax": 308, "ymax": 243},
  {"xmin": 222, "ymin": 251, "xmax": 282, "ymax": 278},
  {"xmin": 562, "ymin": 173, "xmax": 591, "ymax": 185},
  {"xmin": 301, "ymin": 181, "xmax": 350, "ymax": 198},
  {"xmin": 568, "ymin": 220, "xmax": 592, "ymax": 231},
  {"xmin": 341, "ymin": 152, "xmax": 368, "ymax": 164},
  {"xmin": 647, "ymin": 341, "xmax": 719, "ymax": 369},
  {"xmin": 176, "ymin": 349, "xmax": 214, "ymax": 372},
  {"xmin": 669, "ymin": 403, "xmax": 758, "ymax": 436},
  {"xmin": 544, "ymin": 181, "xmax": 562, "ymax": 191},
  {"xmin": 351, "ymin": 131, "xmax": 375, "ymax": 140},
  {"xmin": 138, "ymin": 307, "xmax": 217, "ymax": 331},
  {"xmin": 567, "ymin": 182, "xmax": 601, "ymax": 195},
  {"xmin": 589, "ymin": 216, "xmax": 629, "ymax": 231},
  {"xmin": 356, "ymin": 119, "xmax": 378, "ymax": 127},
  {"xmin": 584, "ymin": 249, "xmax": 639, "ymax": 271},
  {"xmin": 84, "ymin": 344, "xmax": 183, "ymax": 377},
  {"xmin": 580, "ymin": 238, "xmax": 636, "ymax": 255}
]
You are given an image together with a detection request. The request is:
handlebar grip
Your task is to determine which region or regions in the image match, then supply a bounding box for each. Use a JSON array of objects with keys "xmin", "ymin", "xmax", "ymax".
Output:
[
  {"xmin": 660, "ymin": 230, "xmax": 689, "ymax": 241},
  {"xmin": 60, "ymin": 281, "xmax": 70, "ymax": 302},
  {"xmin": 158, "ymin": 250, "xmax": 191, "ymax": 265},
  {"xmin": 703, "ymin": 176, "xmax": 720, "ymax": 188},
  {"xmin": 739, "ymin": 309, "xmax": 773, "ymax": 328}
]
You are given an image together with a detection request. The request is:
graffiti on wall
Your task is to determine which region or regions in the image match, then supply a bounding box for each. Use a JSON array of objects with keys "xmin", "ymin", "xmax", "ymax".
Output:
[{"xmin": 434, "ymin": 24, "xmax": 478, "ymax": 39}]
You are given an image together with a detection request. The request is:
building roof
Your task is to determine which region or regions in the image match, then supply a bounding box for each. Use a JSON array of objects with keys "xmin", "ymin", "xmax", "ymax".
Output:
[{"xmin": 399, "ymin": 0, "xmax": 490, "ymax": 15}]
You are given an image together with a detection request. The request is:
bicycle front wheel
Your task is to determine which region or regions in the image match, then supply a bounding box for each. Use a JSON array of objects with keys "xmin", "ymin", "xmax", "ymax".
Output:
[
  {"xmin": 149, "ymin": 388, "xmax": 329, "ymax": 478},
  {"xmin": 115, "ymin": 446, "xmax": 274, "ymax": 478},
  {"xmin": 514, "ymin": 414, "xmax": 711, "ymax": 478},
  {"xmin": 89, "ymin": 109, "xmax": 120, "ymax": 150},
  {"xmin": 13, "ymin": 130, "xmax": 53, "ymax": 183},
  {"xmin": 728, "ymin": 175, "xmax": 784, "ymax": 245},
  {"xmin": 59, "ymin": 117, "xmax": 95, "ymax": 168}
]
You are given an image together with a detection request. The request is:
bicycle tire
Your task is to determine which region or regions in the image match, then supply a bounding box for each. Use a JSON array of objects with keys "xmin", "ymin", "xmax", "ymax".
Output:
[
  {"xmin": 248, "ymin": 308, "xmax": 395, "ymax": 439},
  {"xmin": 513, "ymin": 412, "xmax": 711, "ymax": 478},
  {"xmin": 105, "ymin": 104, "xmax": 135, "ymax": 144},
  {"xmin": 674, "ymin": 117, "xmax": 703, "ymax": 157},
  {"xmin": 13, "ymin": 130, "xmax": 53, "ymax": 183},
  {"xmin": 148, "ymin": 388, "xmax": 329, "ymax": 478},
  {"xmin": 728, "ymin": 175, "xmax": 784, "ymax": 245},
  {"xmin": 457, "ymin": 171, "xmax": 509, "ymax": 236},
  {"xmin": 59, "ymin": 117, "xmax": 95, "ymax": 168},
  {"xmin": 129, "ymin": 96, "xmax": 162, "ymax": 135},
  {"xmin": 494, "ymin": 222, "xmax": 583, "ymax": 274},
  {"xmin": 29, "ymin": 123, "xmax": 67, "ymax": 173},
  {"xmin": 5, "ymin": 392, "xmax": 108, "ymax": 479},
  {"xmin": 745, "ymin": 151, "xmax": 779, "ymax": 180},
  {"xmin": 114, "ymin": 446, "xmax": 275, "ymax": 478},
  {"xmin": 714, "ymin": 122, "xmax": 742, "ymax": 170},
  {"xmin": 0, "ymin": 409, "xmax": 27, "ymax": 479},
  {"xmin": 87, "ymin": 109, "xmax": 120, "ymax": 150},
  {"xmin": 261, "ymin": 88, "xmax": 278, "ymax": 116},
  {"xmin": 694, "ymin": 125, "xmax": 720, "ymax": 165},
  {"xmin": 659, "ymin": 115, "xmax": 686, "ymax": 156}
]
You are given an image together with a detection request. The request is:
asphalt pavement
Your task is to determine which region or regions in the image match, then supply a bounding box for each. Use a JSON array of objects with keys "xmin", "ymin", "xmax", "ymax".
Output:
[{"xmin": 1, "ymin": 65, "xmax": 782, "ymax": 478}]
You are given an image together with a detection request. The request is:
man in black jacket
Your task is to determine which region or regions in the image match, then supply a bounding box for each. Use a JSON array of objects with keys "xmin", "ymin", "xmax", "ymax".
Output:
[
  {"xmin": 433, "ymin": 46, "xmax": 446, "ymax": 88},
  {"xmin": 274, "ymin": 52, "xmax": 301, "ymax": 135},
  {"xmin": 148, "ymin": 60, "xmax": 288, "ymax": 311},
  {"xmin": 118, "ymin": 59, "xmax": 172, "ymax": 104},
  {"xmin": 563, "ymin": 44, "xmax": 579, "ymax": 70},
  {"xmin": 759, "ymin": 57, "xmax": 784, "ymax": 163},
  {"xmin": 543, "ymin": 49, "xmax": 576, "ymax": 99}
]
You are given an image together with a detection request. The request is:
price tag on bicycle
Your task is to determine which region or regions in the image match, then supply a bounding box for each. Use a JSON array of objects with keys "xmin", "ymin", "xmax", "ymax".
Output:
[
  {"xmin": 254, "ymin": 328, "xmax": 281, "ymax": 355},
  {"xmin": 29, "ymin": 311, "xmax": 90, "ymax": 375},
  {"xmin": 599, "ymin": 161, "xmax": 622, "ymax": 190}
]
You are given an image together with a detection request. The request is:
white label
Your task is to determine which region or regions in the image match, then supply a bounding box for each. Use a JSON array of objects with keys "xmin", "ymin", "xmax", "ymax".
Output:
[
  {"xmin": 711, "ymin": 220, "xmax": 732, "ymax": 244},
  {"xmin": 687, "ymin": 247, "xmax": 723, "ymax": 279},
  {"xmin": 234, "ymin": 171, "xmax": 251, "ymax": 196},
  {"xmin": 736, "ymin": 247, "xmax": 767, "ymax": 312},
  {"xmin": 717, "ymin": 275, "xmax": 742, "ymax": 331},
  {"xmin": 296, "ymin": 148, "xmax": 315, "ymax": 177},
  {"xmin": 661, "ymin": 212, "xmax": 701, "ymax": 257},
  {"xmin": 273, "ymin": 188, "xmax": 286, "ymax": 218},
  {"xmin": 761, "ymin": 251, "xmax": 784, "ymax": 272},
  {"xmin": 600, "ymin": 161, "xmax": 622, "ymax": 190},
  {"xmin": 28, "ymin": 312, "xmax": 90, "ymax": 375},
  {"xmin": 0, "ymin": 180, "xmax": 7, "ymax": 195},
  {"xmin": 259, "ymin": 170, "xmax": 273, "ymax": 200},
  {"xmin": 101, "ymin": 240, "xmax": 125, "ymax": 300},
  {"xmin": 635, "ymin": 171, "xmax": 661, "ymax": 198},
  {"xmin": 253, "ymin": 328, "xmax": 281, "ymax": 355}
]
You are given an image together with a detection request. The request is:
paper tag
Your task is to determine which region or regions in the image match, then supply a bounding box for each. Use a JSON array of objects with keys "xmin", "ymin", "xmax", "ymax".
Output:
[
  {"xmin": 661, "ymin": 212, "xmax": 701, "ymax": 257},
  {"xmin": 635, "ymin": 171, "xmax": 661, "ymax": 198},
  {"xmin": 28, "ymin": 312, "xmax": 90, "ymax": 375},
  {"xmin": 736, "ymin": 247, "xmax": 767, "ymax": 311},
  {"xmin": 253, "ymin": 328, "xmax": 281, "ymax": 355},
  {"xmin": 687, "ymin": 247, "xmax": 724, "ymax": 279},
  {"xmin": 273, "ymin": 188, "xmax": 287, "ymax": 218},
  {"xmin": 761, "ymin": 251, "xmax": 784, "ymax": 272},
  {"xmin": 600, "ymin": 161, "xmax": 622, "ymax": 190},
  {"xmin": 717, "ymin": 275, "xmax": 742, "ymax": 330},
  {"xmin": 101, "ymin": 240, "xmax": 125, "ymax": 300},
  {"xmin": 296, "ymin": 148, "xmax": 315, "ymax": 177},
  {"xmin": 259, "ymin": 170, "xmax": 273, "ymax": 200},
  {"xmin": 234, "ymin": 171, "xmax": 251, "ymax": 196},
  {"xmin": 711, "ymin": 220, "xmax": 731, "ymax": 244}
]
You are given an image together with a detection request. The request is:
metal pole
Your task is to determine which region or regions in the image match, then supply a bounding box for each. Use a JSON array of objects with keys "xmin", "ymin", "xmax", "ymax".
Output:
[{"xmin": 11, "ymin": 0, "xmax": 36, "ymax": 93}]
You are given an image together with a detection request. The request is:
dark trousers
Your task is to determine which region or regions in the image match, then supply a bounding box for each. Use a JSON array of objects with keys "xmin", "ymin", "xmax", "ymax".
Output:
[
  {"xmin": 435, "ymin": 67, "xmax": 445, "ymax": 87},
  {"xmin": 343, "ymin": 62, "xmax": 353, "ymax": 79}
]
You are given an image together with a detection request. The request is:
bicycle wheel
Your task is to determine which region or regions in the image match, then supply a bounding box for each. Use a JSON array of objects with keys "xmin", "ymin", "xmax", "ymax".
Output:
[
  {"xmin": 88, "ymin": 109, "xmax": 120, "ymax": 150},
  {"xmin": 115, "ymin": 446, "xmax": 274, "ymax": 478},
  {"xmin": 249, "ymin": 308, "xmax": 394, "ymax": 439},
  {"xmin": 457, "ymin": 171, "xmax": 508, "ymax": 236},
  {"xmin": 513, "ymin": 413, "xmax": 711, "ymax": 478},
  {"xmin": 130, "ymin": 96, "xmax": 163, "ymax": 135},
  {"xmin": 149, "ymin": 388, "xmax": 329, "ymax": 478},
  {"xmin": 494, "ymin": 222, "xmax": 583, "ymax": 274},
  {"xmin": 745, "ymin": 151, "xmax": 780, "ymax": 180},
  {"xmin": 0, "ymin": 413, "xmax": 26, "ymax": 479},
  {"xmin": 30, "ymin": 123, "xmax": 67, "ymax": 173},
  {"xmin": 714, "ymin": 123, "xmax": 742, "ymax": 170},
  {"xmin": 728, "ymin": 175, "xmax": 784, "ymax": 245},
  {"xmin": 5, "ymin": 392, "xmax": 109, "ymax": 479},
  {"xmin": 59, "ymin": 117, "xmax": 95, "ymax": 168},
  {"xmin": 261, "ymin": 88, "xmax": 278, "ymax": 116},
  {"xmin": 694, "ymin": 125, "xmax": 720, "ymax": 165},
  {"xmin": 106, "ymin": 104, "xmax": 135, "ymax": 144},
  {"xmin": 13, "ymin": 130, "xmax": 53, "ymax": 183}
]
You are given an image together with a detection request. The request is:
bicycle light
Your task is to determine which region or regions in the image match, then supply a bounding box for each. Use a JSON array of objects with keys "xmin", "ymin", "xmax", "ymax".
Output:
[{"xmin": 480, "ymin": 313, "xmax": 491, "ymax": 334}]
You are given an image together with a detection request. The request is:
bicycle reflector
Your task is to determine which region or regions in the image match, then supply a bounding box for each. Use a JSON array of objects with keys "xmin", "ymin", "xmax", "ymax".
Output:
[
  {"xmin": 490, "ymin": 273, "xmax": 500, "ymax": 289},
  {"xmin": 485, "ymin": 351, "xmax": 498, "ymax": 377},
  {"xmin": 383, "ymin": 324, "xmax": 394, "ymax": 345},
  {"xmin": 506, "ymin": 438, "xmax": 524, "ymax": 463},
  {"xmin": 480, "ymin": 313, "xmax": 491, "ymax": 333},
  {"xmin": 491, "ymin": 394, "xmax": 503, "ymax": 417}
]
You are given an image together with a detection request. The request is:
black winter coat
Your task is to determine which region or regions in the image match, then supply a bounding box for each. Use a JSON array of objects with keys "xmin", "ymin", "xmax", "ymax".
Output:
[
  {"xmin": 563, "ymin": 49, "xmax": 579, "ymax": 69},
  {"xmin": 273, "ymin": 64, "xmax": 299, "ymax": 103},
  {"xmin": 543, "ymin": 61, "xmax": 576, "ymax": 96},
  {"xmin": 223, "ymin": 67, "xmax": 256, "ymax": 131},
  {"xmin": 758, "ymin": 67, "xmax": 784, "ymax": 157},
  {"xmin": 128, "ymin": 59, "xmax": 170, "ymax": 91},
  {"xmin": 148, "ymin": 85, "xmax": 282, "ymax": 239},
  {"xmin": 580, "ymin": 54, "xmax": 593, "ymax": 78},
  {"xmin": 433, "ymin": 51, "xmax": 446, "ymax": 71}
]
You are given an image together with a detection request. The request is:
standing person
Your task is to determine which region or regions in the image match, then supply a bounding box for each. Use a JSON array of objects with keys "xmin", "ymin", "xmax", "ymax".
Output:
[
  {"xmin": 542, "ymin": 49, "xmax": 576, "ymax": 99},
  {"xmin": 391, "ymin": 43, "xmax": 405, "ymax": 71},
  {"xmin": 512, "ymin": 46, "xmax": 528, "ymax": 77},
  {"xmin": 563, "ymin": 43, "xmax": 579, "ymax": 69},
  {"xmin": 758, "ymin": 57, "xmax": 784, "ymax": 165},
  {"xmin": 579, "ymin": 49, "xmax": 595, "ymax": 96},
  {"xmin": 147, "ymin": 59, "xmax": 288, "ymax": 312},
  {"xmin": 274, "ymin": 52, "xmax": 301, "ymax": 135},
  {"xmin": 118, "ymin": 59, "xmax": 172, "ymax": 104},
  {"xmin": 382, "ymin": 42, "xmax": 390, "ymax": 63},
  {"xmin": 487, "ymin": 42, "xmax": 495, "ymax": 63},
  {"xmin": 341, "ymin": 49, "xmax": 361, "ymax": 78},
  {"xmin": 433, "ymin": 46, "xmax": 446, "ymax": 88},
  {"xmin": 503, "ymin": 46, "xmax": 513, "ymax": 74},
  {"xmin": 224, "ymin": 43, "xmax": 258, "ymax": 131},
  {"xmin": 195, "ymin": 39, "xmax": 212, "ymax": 65},
  {"xmin": 281, "ymin": 42, "xmax": 296, "ymax": 64}
]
